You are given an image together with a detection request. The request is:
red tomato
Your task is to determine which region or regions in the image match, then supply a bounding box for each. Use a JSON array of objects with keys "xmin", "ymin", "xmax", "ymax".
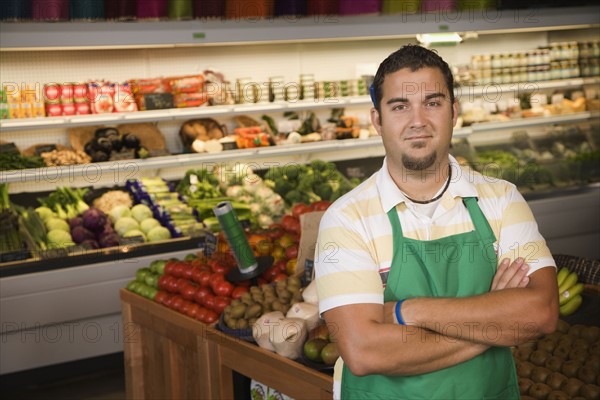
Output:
[
  {"xmin": 262, "ymin": 266, "xmax": 280, "ymax": 282},
  {"xmin": 209, "ymin": 272, "xmax": 226, "ymax": 287},
  {"xmin": 292, "ymin": 203, "xmax": 311, "ymax": 218},
  {"xmin": 311, "ymin": 200, "xmax": 332, "ymax": 211},
  {"xmin": 181, "ymin": 300, "xmax": 193, "ymax": 315},
  {"xmin": 171, "ymin": 262, "xmax": 185, "ymax": 278},
  {"xmin": 162, "ymin": 293, "xmax": 174, "ymax": 308},
  {"xmin": 208, "ymin": 259, "xmax": 230, "ymax": 274},
  {"xmin": 182, "ymin": 265, "xmax": 194, "ymax": 281},
  {"xmin": 213, "ymin": 296, "xmax": 231, "ymax": 314},
  {"xmin": 212, "ymin": 280, "xmax": 234, "ymax": 297},
  {"xmin": 272, "ymin": 273, "xmax": 288, "ymax": 283},
  {"xmin": 157, "ymin": 275, "xmax": 170, "ymax": 291},
  {"xmin": 204, "ymin": 310, "xmax": 219, "ymax": 324},
  {"xmin": 171, "ymin": 295, "xmax": 184, "ymax": 311},
  {"xmin": 281, "ymin": 215, "xmax": 300, "ymax": 233},
  {"xmin": 180, "ymin": 283, "xmax": 197, "ymax": 301},
  {"xmin": 196, "ymin": 306, "xmax": 208, "ymax": 322},
  {"xmin": 256, "ymin": 277, "xmax": 268, "ymax": 286},
  {"xmin": 191, "ymin": 267, "xmax": 203, "ymax": 284},
  {"xmin": 166, "ymin": 276, "xmax": 179, "ymax": 293},
  {"xmin": 196, "ymin": 270, "xmax": 211, "ymax": 287},
  {"xmin": 187, "ymin": 303, "xmax": 201, "ymax": 319},
  {"xmin": 176, "ymin": 278, "xmax": 189, "ymax": 293},
  {"xmin": 203, "ymin": 293, "xmax": 216, "ymax": 310},
  {"xmin": 266, "ymin": 225, "xmax": 285, "ymax": 241},
  {"xmin": 285, "ymin": 244, "xmax": 299, "ymax": 260},
  {"xmin": 236, "ymin": 279, "xmax": 252, "ymax": 287},
  {"xmin": 231, "ymin": 286, "xmax": 249, "ymax": 300},
  {"xmin": 194, "ymin": 286, "xmax": 212, "ymax": 305},
  {"xmin": 164, "ymin": 260, "xmax": 177, "ymax": 276},
  {"xmin": 273, "ymin": 260, "xmax": 287, "ymax": 273},
  {"xmin": 154, "ymin": 290, "xmax": 169, "ymax": 304}
]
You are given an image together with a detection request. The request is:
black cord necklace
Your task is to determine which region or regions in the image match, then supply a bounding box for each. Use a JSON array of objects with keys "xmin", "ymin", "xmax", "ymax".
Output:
[{"xmin": 403, "ymin": 165, "xmax": 452, "ymax": 205}]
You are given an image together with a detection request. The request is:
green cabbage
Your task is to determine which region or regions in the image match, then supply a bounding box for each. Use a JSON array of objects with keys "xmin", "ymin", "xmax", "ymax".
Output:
[
  {"xmin": 139, "ymin": 218, "xmax": 161, "ymax": 234},
  {"xmin": 114, "ymin": 217, "xmax": 140, "ymax": 236},
  {"xmin": 131, "ymin": 204, "xmax": 153, "ymax": 222},
  {"xmin": 147, "ymin": 226, "xmax": 171, "ymax": 242}
]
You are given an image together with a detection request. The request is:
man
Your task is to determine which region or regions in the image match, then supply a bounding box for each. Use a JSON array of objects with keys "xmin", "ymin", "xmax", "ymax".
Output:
[{"xmin": 314, "ymin": 45, "xmax": 558, "ymax": 399}]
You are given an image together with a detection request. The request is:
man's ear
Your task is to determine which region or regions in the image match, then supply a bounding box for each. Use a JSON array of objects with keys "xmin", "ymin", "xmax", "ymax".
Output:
[
  {"xmin": 452, "ymin": 101, "xmax": 459, "ymax": 127},
  {"xmin": 371, "ymin": 107, "xmax": 382, "ymax": 136}
]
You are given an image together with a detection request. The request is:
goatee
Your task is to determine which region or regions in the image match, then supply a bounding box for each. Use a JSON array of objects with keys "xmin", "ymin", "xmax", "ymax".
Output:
[{"xmin": 402, "ymin": 152, "xmax": 437, "ymax": 171}]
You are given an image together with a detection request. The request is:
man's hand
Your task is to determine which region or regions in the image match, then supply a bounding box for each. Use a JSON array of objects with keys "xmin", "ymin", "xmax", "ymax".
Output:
[{"xmin": 491, "ymin": 258, "xmax": 530, "ymax": 291}]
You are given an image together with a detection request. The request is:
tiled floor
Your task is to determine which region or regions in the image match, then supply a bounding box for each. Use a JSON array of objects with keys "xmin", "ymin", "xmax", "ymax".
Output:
[{"xmin": 1, "ymin": 354, "xmax": 126, "ymax": 400}]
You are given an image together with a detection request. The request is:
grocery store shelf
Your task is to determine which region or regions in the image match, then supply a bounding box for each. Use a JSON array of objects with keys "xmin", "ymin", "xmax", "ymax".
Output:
[
  {"xmin": 0, "ymin": 136, "xmax": 386, "ymax": 184},
  {"xmin": 468, "ymin": 111, "xmax": 599, "ymax": 132},
  {"xmin": 3, "ymin": 76, "xmax": 599, "ymax": 132},
  {"xmin": 1, "ymin": 6, "xmax": 597, "ymax": 50},
  {"xmin": 457, "ymin": 77, "xmax": 600, "ymax": 98},
  {"xmin": 1, "ymin": 112, "xmax": 597, "ymax": 184},
  {"xmin": 0, "ymin": 97, "xmax": 370, "ymax": 132}
]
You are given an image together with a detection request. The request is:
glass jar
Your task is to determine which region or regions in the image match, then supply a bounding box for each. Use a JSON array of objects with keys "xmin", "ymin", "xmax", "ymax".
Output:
[
  {"xmin": 579, "ymin": 42, "xmax": 590, "ymax": 59},
  {"xmin": 591, "ymin": 41, "xmax": 600, "ymax": 58},
  {"xmin": 491, "ymin": 54, "xmax": 502, "ymax": 69},
  {"xmin": 550, "ymin": 62, "xmax": 561, "ymax": 80},
  {"xmin": 569, "ymin": 42, "xmax": 579, "ymax": 59},
  {"xmin": 570, "ymin": 60, "xmax": 580, "ymax": 78},
  {"xmin": 481, "ymin": 55, "xmax": 492, "ymax": 70}
]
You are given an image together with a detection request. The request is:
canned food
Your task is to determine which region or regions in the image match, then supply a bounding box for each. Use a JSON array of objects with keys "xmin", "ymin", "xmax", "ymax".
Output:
[
  {"xmin": 45, "ymin": 103, "xmax": 62, "ymax": 117},
  {"xmin": 32, "ymin": 102, "xmax": 45, "ymax": 118},
  {"xmin": 44, "ymin": 83, "xmax": 61, "ymax": 104},
  {"xmin": 62, "ymin": 103, "xmax": 75, "ymax": 116},
  {"xmin": 61, "ymin": 84, "xmax": 74, "ymax": 104},
  {"xmin": 73, "ymin": 83, "xmax": 88, "ymax": 102},
  {"xmin": 74, "ymin": 102, "xmax": 90, "ymax": 115}
]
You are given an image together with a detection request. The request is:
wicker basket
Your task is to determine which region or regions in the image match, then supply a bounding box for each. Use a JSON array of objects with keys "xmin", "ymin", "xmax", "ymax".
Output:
[{"xmin": 553, "ymin": 253, "xmax": 600, "ymax": 287}]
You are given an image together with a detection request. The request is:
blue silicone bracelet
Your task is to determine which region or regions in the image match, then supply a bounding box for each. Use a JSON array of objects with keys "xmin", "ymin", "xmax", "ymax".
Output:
[{"xmin": 395, "ymin": 300, "xmax": 406, "ymax": 325}]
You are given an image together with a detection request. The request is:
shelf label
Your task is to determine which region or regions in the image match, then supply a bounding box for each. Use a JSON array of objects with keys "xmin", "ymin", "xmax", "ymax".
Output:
[{"xmin": 192, "ymin": 32, "xmax": 206, "ymax": 40}]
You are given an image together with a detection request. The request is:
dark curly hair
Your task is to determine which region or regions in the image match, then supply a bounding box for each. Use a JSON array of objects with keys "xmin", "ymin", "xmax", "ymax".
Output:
[{"xmin": 371, "ymin": 45, "xmax": 455, "ymax": 115}]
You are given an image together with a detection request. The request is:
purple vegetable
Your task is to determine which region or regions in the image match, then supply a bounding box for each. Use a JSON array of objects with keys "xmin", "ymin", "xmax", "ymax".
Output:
[
  {"xmin": 69, "ymin": 217, "xmax": 84, "ymax": 230},
  {"xmin": 98, "ymin": 233, "xmax": 120, "ymax": 248},
  {"xmin": 71, "ymin": 226, "xmax": 96, "ymax": 244},
  {"xmin": 82, "ymin": 207, "xmax": 108, "ymax": 232}
]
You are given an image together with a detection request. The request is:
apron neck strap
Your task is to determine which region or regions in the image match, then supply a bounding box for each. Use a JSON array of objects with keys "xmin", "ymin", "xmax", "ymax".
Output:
[{"xmin": 463, "ymin": 197, "xmax": 496, "ymax": 244}]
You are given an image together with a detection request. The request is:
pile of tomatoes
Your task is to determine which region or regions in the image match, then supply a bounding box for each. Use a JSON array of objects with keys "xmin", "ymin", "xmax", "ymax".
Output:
[{"xmin": 132, "ymin": 200, "xmax": 332, "ymax": 325}]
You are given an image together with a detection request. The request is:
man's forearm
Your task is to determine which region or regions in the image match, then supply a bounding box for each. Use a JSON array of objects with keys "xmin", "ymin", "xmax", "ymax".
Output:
[{"xmin": 400, "ymin": 268, "xmax": 558, "ymax": 346}]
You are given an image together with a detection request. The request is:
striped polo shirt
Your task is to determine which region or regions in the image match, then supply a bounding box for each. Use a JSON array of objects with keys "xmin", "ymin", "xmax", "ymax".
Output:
[{"xmin": 314, "ymin": 155, "xmax": 555, "ymax": 398}]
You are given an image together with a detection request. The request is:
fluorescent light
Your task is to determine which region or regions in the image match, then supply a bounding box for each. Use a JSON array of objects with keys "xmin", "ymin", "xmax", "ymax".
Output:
[{"xmin": 416, "ymin": 32, "xmax": 462, "ymax": 46}]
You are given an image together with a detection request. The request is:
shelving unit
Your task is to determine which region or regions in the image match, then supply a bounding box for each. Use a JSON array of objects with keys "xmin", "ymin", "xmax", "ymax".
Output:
[
  {"xmin": 1, "ymin": 6, "xmax": 598, "ymax": 50},
  {"xmin": 1, "ymin": 6, "xmax": 599, "ymax": 377}
]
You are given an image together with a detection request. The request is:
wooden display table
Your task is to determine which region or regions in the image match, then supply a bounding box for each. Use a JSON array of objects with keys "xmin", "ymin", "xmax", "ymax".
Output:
[{"xmin": 120, "ymin": 289, "xmax": 334, "ymax": 400}]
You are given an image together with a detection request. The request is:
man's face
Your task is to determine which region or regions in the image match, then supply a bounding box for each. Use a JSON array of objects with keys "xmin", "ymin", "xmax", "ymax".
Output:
[{"xmin": 371, "ymin": 67, "xmax": 458, "ymax": 171}]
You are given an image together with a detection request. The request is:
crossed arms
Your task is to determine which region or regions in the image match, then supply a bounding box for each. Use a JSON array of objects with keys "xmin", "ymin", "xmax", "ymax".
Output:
[{"xmin": 322, "ymin": 259, "xmax": 558, "ymax": 377}]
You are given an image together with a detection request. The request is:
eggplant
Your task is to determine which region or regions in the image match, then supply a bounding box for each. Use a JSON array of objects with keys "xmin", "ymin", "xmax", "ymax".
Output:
[
  {"xmin": 96, "ymin": 138, "xmax": 113, "ymax": 154},
  {"xmin": 84, "ymin": 141, "xmax": 95, "ymax": 156},
  {"xmin": 94, "ymin": 127, "xmax": 119, "ymax": 139},
  {"xmin": 122, "ymin": 133, "xmax": 141, "ymax": 149},
  {"xmin": 91, "ymin": 151, "xmax": 109, "ymax": 163},
  {"xmin": 110, "ymin": 135, "xmax": 123, "ymax": 152}
]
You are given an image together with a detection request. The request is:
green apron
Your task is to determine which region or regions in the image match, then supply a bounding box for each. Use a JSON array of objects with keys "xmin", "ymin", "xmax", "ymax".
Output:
[{"xmin": 341, "ymin": 197, "xmax": 520, "ymax": 399}]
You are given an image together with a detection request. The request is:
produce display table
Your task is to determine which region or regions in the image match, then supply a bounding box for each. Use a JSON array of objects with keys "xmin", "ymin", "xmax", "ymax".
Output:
[{"xmin": 120, "ymin": 289, "xmax": 333, "ymax": 400}]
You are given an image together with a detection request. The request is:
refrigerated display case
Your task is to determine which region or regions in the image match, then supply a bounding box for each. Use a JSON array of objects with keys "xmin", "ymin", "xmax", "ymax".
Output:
[{"xmin": 1, "ymin": 6, "xmax": 599, "ymax": 374}]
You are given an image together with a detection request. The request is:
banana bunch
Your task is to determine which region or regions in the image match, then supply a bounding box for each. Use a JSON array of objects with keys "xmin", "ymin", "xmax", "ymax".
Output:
[{"xmin": 557, "ymin": 268, "xmax": 584, "ymax": 316}]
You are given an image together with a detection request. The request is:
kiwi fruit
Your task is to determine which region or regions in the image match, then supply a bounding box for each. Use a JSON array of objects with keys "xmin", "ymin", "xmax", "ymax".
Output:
[
  {"xmin": 519, "ymin": 341, "xmax": 538, "ymax": 352},
  {"xmin": 529, "ymin": 382, "xmax": 552, "ymax": 399},
  {"xmin": 585, "ymin": 355, "xmax": 600, "ymax": 370},
  {"xmin": 531, "ymin": 366, "xmax": 552, "ymax": 383},
  {"xmin": 581, "ymin": 326, "xmax": 600, "ymax": 344},
  {"xmin": 573, "ymin": 339, "xmax": 591, "ymax": 351},
  {"xmin": 521, "ymin": 396, "xmax": 537, "ymax": 400},
  {"xmin": 519, "ymin": 377, "xmax": 535, "ymax": 394},
  {"xmin": 538, "ymin": 338, "xmax": 558, "ymax": 353},
  {"xmin": 578, "ymin": 366, "xmax": 600, "ymax": 384},
  {"xmin": 545, "ymin": 356, "xmax": 564, "ymax": 372},
  {"xmin": 579, "ymin": 383, "xmax": 600, "ymax": 400},
  {"xmin": 546, "ymin": 372, "xmax": 569, "ymax": 391},
  {"xmin": 547, "ymin": 390, "xmax": 570, "ymax": 400},
  {"xmin": 562, "ymin": 378, "xmax": 584, "ymax": 397},
  {"xmin": 531, "ymin": 350, "xmax": 551, "ymax": 367},
  {"xmin": 570, "ymin": 348, "xmax": 591, "ymax": 363},
  {"xmin": 518, "ymin": 348, "xmax": 534, "ymax": 361},
  {"xmin": 569, "ymin": 325, "xmax": 586, "ymax": 338},
  {"xmin": 591, "ymin": 342, "xmax": 600, "ymax": 356},
  {"xmin": 518, "ymin": 362, "xmax": 536, "ymax": 378},
  {"xmin": 553, "ymin": 345, "xmax": 571, "ymax": 359},
  {"xmin": 563, "ymin": 360, "xmax": 584, "ymax": 378},
  {"xmin": 558, "ymin": 335, "xmax": 575, "ymax": 348}
]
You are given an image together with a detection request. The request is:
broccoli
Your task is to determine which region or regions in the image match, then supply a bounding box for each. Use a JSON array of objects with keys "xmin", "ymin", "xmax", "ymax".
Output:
[
  {"xmin": 285, "ymin": 189, "xmax": 309, "ymax": 205},
  {"xmin": 314, "ymin": 183, "xmax": 333, "ymax": 200}
]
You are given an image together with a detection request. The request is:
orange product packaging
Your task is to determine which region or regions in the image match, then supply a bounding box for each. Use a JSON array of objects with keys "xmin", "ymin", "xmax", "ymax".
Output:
[
  {"xmin": 168, "ymin": 74, "xmax": 205, "ymax": 93},
  {"xmin": 226, "ymin": 0, "xmax": 273, "ymax": 18},
  {"xmin": 234, "ymin": 126, "xmax": 270, "ymax": 148},
  {"xmin": 88, "ymin": 82, "xmax": 115, "ymax": 114},
  {"xmin": 129, "ymin": 78, "xmax": 170, "ymax": 94},
  {"xmin": 113, "ymin": 83, "xmax": 138, "ymax": 113},
  {"xmin": 174, "ymin": 92, "xmax": 209, "ymax": 108}
]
